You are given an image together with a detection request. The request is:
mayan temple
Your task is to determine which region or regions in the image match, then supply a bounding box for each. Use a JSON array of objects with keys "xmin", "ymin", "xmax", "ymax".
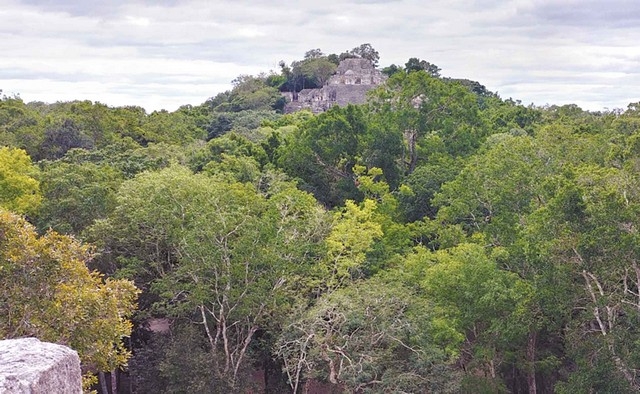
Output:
[{"xmin": 283, "ymin": 58, "xmax": 387, "ymax": 113}]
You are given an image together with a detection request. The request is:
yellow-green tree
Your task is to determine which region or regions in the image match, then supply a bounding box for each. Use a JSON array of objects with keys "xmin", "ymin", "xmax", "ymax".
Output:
[
  {"xmin": 0, "ymin": 209, "xmax": 138, "ymax": 379},
  {"xmin": 0, "ymin": 147, "xmax": 41, "ymax": 214},
  {"xmin": 322, "ymin": 199, "xmax": 383, "ymax": 290}
]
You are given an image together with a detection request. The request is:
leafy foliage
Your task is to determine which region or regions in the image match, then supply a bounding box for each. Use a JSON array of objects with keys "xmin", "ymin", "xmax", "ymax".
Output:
[
  {"xmin": 89, "ymin": 165, "xmax": 330, "ymax": 389},
  {"xmin": 36, "ymin": 161, "xmax": 123, "ymax": 235},
  {"xmin": 0, "ymin": 147, "xmax": 41, "ymax": 214},
  {"xmin": 277, "ymin": 277, "xmax": 458, "ymax": 393},
  {"xmin": 0, "ymin": 209, "xmax": 138, "ymax": 373}
]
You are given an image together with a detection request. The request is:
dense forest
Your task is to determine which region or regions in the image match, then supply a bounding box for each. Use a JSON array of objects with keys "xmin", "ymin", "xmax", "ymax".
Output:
[{"xmin": 3, "ymin": 44, "xmax": 640, "ymax": 393}]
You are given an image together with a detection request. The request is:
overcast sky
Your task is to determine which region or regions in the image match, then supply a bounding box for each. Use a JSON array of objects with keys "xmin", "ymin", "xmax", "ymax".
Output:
[{"xmin": 1, "ymin": 0, "xmax": 639, "ymax": 112}]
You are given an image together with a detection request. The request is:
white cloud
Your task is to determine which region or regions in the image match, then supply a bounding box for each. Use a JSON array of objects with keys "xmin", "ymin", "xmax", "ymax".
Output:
[
  {"xmin": 125, "ymin": 15, "xmax": 151, "ymax": 27},
  {"xmin": 235, "ymin": 26, "xmax": 266, "ymax": 38}
]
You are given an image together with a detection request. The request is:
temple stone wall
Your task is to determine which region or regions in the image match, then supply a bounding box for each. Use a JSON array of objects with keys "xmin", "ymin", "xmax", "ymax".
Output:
[
  {"xmin": 284, "ymin": 58, "xmax": 387, "ymax": 114},
  {"xmin": 328, "ymin": 58, "xmax": 387, "ymax": 86},
  {"xmin": 0, "ymin": 338, "xmax": 82, "ymax": 394}
]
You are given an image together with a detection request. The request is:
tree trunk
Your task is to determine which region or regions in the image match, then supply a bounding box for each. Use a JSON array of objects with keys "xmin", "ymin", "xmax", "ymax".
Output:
[
  {"xmin": 404, "ymin": 129, "xmax": 418, "ymax": 174},
  {"xmin": 526, "ymin": 331, "xmax": 537, "ymax": 394},
  {"xmin": 111, "ymin": 370, "xmax": 118, "ymax": 394},
  {"xmin": 98, "ymin": 371, "xmax": 108, "ymax": 394}
]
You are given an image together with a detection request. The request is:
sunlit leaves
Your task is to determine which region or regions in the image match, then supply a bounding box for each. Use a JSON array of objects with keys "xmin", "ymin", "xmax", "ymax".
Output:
[
  {"xmin": 324, "ymin": 199, "xmax": 382, "ymax": 289},
  {"xmin": 0, "ymin": 147, "xmax": 41, "ymax": 214},
  {"xmin": 0, "ymin": 209, "xmax": 138, "ymax": 372}
]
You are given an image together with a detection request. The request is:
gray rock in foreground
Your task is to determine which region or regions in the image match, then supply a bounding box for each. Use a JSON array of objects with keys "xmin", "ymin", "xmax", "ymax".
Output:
[{"xmin": 0, "ymin": 337, "xmax": 82, "ymax": 394}]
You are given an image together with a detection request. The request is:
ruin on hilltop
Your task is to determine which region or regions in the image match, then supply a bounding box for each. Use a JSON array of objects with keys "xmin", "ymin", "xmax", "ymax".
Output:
[{"xmin": 283, "ymin": 58, "xmax": 387, "ymax": 114}]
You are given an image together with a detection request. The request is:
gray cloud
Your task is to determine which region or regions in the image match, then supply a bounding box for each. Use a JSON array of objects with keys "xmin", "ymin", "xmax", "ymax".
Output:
[
  {"xmin": 524, "ymin": 0, "xmax": 640, "ymax": 29},
  {"xmin": 1, "ymin": 0, "xmax": 638, "ymax": 111}
]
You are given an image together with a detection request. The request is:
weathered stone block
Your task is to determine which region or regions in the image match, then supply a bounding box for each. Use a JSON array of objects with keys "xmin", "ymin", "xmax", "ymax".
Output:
[{"xmin": 0, "ymin": 338, "xmax": 82, "ymax": 394}]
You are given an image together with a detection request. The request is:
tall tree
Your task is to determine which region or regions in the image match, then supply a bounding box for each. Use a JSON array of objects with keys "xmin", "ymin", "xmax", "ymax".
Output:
[
  {"xmin": 304, "ymin": 48, "xmax": 324, "ymax": 59},
  {"xmin": 349, "ymin": 43, "xmax": 380, "ymax": 67},
  {"xmin": 277, "ymin": 277, "xmax": 458, "ymax": 393},
  {"xmin": 36, "ymin": 161, "xmax": 123, "ymax": 235},
  {"xmin": 525, "ymin": 165, "xmax": 640, "ymax": 392},
  {"xmin": 402, "ymin": 243, "xmax": 536, "ymax": 392},
  {"xmin": 369, "ymin": 70, "xmax": 487, "ymax": 175},
  {"xmin": 278, "ymin": 105, "xmax": 366, "ymax": 206},
  {"xmin": 405, "ymin": 57, "xmax": 441, "ymax": 77},
  {"xmin": 0, "ymin": 209, "xmax": 138, "ymax": 387},
  {"xmin": 89, "ymin": 165, "xmax": 330, "ymax": 390}
]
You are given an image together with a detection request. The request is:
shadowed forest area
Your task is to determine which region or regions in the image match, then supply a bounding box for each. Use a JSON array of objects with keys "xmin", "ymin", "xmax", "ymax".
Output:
[{"xmin": 3, "ymin": 46, "xmax": 640, "ymax": 393}]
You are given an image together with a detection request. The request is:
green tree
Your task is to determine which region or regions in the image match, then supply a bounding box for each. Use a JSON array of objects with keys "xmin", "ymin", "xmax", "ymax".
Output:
[
  {"xmin": 405, "ymin": 57, "xmax": 441, "ymax": 77},
  {"xmin": 482, "ymin": 97, "xmax": 542, "ymax": 135},
  {"xmin": 190, "ymin": 132, "xmax": 268, "ymax": 174},
  {"xmin": 205, "ymin": 110, "xmax": 281, "ymax": 141},
  {"xmin": 349, "ymin": 43, "xmax": 380, "ymax": 67},
  {"xmin": 297, "ymin": 57, "xmax": 337, "ymax": 87},
  {"xmin": 524, "ymin": 165, "xmax": 640, "ymax": 391},
  {"xmin": 221, "ymin": 75, "xmax": 284, "ymax": 112},
  {"xmin": 277, "ymin": 277, "xmax": 458, "ymax": 393},
  {"xmin": 304, "ymin": 48, "xmax": 324, "ymax": 59},
  {"xmin": 353, "ymin": 166, "xmax": 414, "ymax": 273},
  {"xmin": 397, "ymin": 243, "xmax": 534, "ymax": 392},
  {"xmin": 128, "ymin": 324, "xmax": 217, "ymax": 393},
  {"xmin": 381, "ymin": 64, "xmax": 402, "ymax": 77},
  {"xmin": 39, "ymin": 118, "xmax": 94, "ymax": 160},
  {"xmin": 398, "ymin": 155, "xmax": 461, "ymax": 222},
  {"xmin": 0, "ymin": 95, "xmax": 44, "ymax": 154},
  {"xmin": 89, "ymin": 165, "xmax": 330, "ymax": 390},
  {"xmin": 434, "ymin": 134, "xmax": 545, "ymax": 245},
  {"xmin": 59, "ymin": 141, "xmax": 187, "ymax": 179},
  {"xmin": 369, "ymin": 70, "xmax": 488, "ymax": 174},
  {"xmin": 36, "ymin": 161, "xmax": 123, "ymax": 235},
  {"xmin": 278, "ymin": 105, "xmax": 368, "ymax": 206},
  {"xmin": 139, "ymin": 109, "xmax": 206, "ymax": 144}
]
